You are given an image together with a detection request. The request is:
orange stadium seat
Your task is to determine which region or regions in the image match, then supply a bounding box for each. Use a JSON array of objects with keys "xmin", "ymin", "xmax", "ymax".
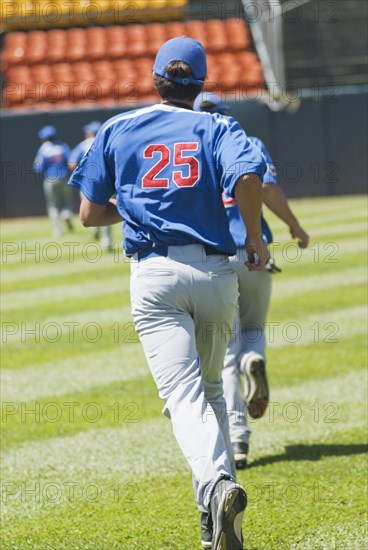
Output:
[
  {"xmin": 146, "ymin": 23, "xmax": 166, "ymax": 40},
  {"xmin": 127, "ymin": 40, "xmax": 148, "ymax": 59},
  {"xmin": 165, "ymin": 21, "xmax": 186, "ymax": 39},
  {"xmin": 2, "ymin": 17, "xmax": 264, "ymax": 110}
]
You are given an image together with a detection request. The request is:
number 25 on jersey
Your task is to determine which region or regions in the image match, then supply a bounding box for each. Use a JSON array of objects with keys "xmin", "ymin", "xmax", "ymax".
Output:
[{"xmin": 142, "ymin": 142, "xmax": 199, "ymax": 189}]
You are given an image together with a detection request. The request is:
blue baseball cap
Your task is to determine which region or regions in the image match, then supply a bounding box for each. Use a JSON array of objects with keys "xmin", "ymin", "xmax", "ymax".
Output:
[
  {"xmin": 83, "ymin": 121, "xmax": 102, "ymax": 135},
  {"xmin": 153, "ymin": 36, "xmax": 207, "ymax": 85},
  {"xmin": 38, "ymin": 125, "xmax": 57, "ymax": 140},
  {"xmin": 193, "ymin": 92, "xmax": 230, "ymax": 114}
]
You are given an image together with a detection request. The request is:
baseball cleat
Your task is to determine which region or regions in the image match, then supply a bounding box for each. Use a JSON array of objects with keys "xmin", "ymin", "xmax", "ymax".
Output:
[
  {"xmin": 233, "ymin": 442, "xmax": 249, "ymax": 470},
  {"xmin": 92, "ymin": 227, "xmax": 100, "ymax": 240},
  {"xmin": 241, "ymin": 353, "xmax": 269, "ymax": 419},
  {"xmin": 200, "ymin": 512, "xmax": 213, "ymax": 549},
  {"xmin": 210, "ymin": 479, "xmax": 247, "ymax": 550}
]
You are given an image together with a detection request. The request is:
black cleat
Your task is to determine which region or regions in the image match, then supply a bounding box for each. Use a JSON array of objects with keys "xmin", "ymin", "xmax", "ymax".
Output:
[
  {"xmin": 65, "ymin": 218, "xmax": 74, "ymax": 232},
  {"xmin": 241, "ymin": 353, "xmax": 269, "ymax": 419},
  {"xmin": 233, "ymin": 442, "xmax": 249, "ymax": 470},
  {"xmin": 200, "ymin": 512, "xmax": 213, "ymax": 549},
  {"xmin": 210, "ymin": 479, "xmax": 247, "ymax": 549}
]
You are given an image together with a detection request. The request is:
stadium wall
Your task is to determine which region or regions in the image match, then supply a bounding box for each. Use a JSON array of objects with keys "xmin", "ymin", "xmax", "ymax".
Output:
[{"xmin": 1, "ymin": 87, "xmax": 367, "ymax": 218}]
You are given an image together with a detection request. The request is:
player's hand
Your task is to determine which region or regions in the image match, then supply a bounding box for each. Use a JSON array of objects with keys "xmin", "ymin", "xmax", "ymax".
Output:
[
  {"xmin": 290, "ymin": 225, "xmax": 309, "ymax": 248},
  {"xmin": 245, "ymin": 238, "xmax": 268, "ymax": 271}
]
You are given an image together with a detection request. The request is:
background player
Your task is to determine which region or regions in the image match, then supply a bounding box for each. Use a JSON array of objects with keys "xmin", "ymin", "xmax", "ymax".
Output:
[
  {"xmin": 195, "ymin": 92, "xmax": 310, "ymax": 469},
  {"xmin": 33, "ymin": 125, "xmax": 73, "ymax": 238},
  {"xmin": 69, "ymin": 37, "xmax": 268, "ymax": 550},
  {"xmin": 69, "ymin": 121, "xmax": 113, "ymax": 250}
]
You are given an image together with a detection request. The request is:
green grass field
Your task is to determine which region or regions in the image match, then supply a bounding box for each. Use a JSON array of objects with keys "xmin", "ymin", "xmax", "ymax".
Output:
[{"xmin": 1, "ymin": 195, "xmax": 367, "ymax": 549}]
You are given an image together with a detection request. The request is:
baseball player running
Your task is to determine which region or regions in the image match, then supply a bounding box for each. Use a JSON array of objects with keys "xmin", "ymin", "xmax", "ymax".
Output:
[
  {"xmin": 69, "ymin": 37, "xmax": 268, "ymax": 549},
  {"xmin": 69, "ymin": 121, "xmax": 113, "ymax": 250},
  {"xmin": 33, "ymin": 125, "xmax": 73, "ymax": 238},
  {"xmin": 194, "ymin": 92, "xmax": 309, "ymax": 469}
]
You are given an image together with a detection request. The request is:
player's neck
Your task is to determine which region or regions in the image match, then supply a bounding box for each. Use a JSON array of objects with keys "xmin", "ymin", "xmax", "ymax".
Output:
[{"xmin": 161, "ymin": 99, "xmax": 194, "ymax": 110}]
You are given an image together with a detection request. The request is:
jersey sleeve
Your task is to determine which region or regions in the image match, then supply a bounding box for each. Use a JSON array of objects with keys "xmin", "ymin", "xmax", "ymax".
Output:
[
  {"xmin": 248, "ymin": 136, "xmax": 278, "ymax": 184},
  {"xmin": 68, "ymin": 127, "xmax": 116, "ymax": 205},
  {"xmin": 33, "ymin": 147, "xmax": 45, "ymax": 174},
  {"xmin": 212, "ymin": 116, "xmax": 267, "ymax": 197},
  {"xmin": 63, "ymin": 143, "xmax": 71, "ymax": 161},
  {"xmin": 69, "ymin": 143, "xmax": 83, "ymax": 165}
]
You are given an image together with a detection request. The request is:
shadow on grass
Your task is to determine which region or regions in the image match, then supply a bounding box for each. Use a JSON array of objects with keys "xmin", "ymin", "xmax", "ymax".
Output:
[{"xmin": 249, "ymin": 443, "xmax": 368, "ymax": 468}]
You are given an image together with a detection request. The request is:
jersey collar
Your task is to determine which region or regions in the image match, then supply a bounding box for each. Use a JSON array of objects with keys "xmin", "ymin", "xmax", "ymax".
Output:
[{"xmin": 162, "ymin": 101, "xmax": 194, "ymax": 111}]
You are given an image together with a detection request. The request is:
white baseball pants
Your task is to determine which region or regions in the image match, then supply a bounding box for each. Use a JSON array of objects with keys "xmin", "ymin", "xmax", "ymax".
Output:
[
  {"xmin": 223, "ymin": 248, "xmax": 272, "ymax": 444},
  {"xmin": 130, "ymin": 244, "xmax": 238, "ymax": 511}
]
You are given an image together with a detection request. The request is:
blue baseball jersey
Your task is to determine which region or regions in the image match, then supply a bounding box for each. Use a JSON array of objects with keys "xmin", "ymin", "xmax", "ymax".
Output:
[
  {"xmin": 69, "ymin": 103, "xmax": 267, "ymax": 256},
  {"xmin": 33, "ymin": 141, "xmax": 70, "ymax": 179},
  {"xmin": 223, "ymin": 136, "xmax": 278, "ymax": 246},
  {"xmin": 69, "ymin": 137, "xmax": 95, "ymax": 165}
]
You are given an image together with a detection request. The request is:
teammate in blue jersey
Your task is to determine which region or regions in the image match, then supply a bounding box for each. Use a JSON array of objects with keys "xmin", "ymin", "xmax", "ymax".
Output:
[
  {"xmin": 69, "ymin": 121, "xmax": 113, "ymax": 250},
  {"xmin": 69, "ymin": 37, "xmax": 268, "ymax": 550},
  {"xmin": 194, "ymin": 92, "xmax": 309, "ymax": 469},
  {"xmin": 33, "ymin": 125, "xmax": 73, "ymax": 238}
]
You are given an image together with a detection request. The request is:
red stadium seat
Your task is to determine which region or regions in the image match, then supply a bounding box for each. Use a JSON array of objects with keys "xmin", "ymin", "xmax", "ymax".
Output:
[
  {"xmin": 4, "ymin": 32, "xmax": 27, "ymax": 46},
  {"xmin": 85, "ymin": 27, "xmax": 107, "ymax": 41},
  {"xmin": 93, "ymin": 61, "xmax": 113, "ymax": 79},
  {"xmin": 165, "ymin": 22, "xmax": 186, "ymax": 38},
  {"xmin": 126, "ymin": 24, "xmax": 146, "ymax": 41},
  {"xmin": 146, "ymin": 23, "xmax": 167, "ymax": 40},
  {"xmin": 2, "ymin": 47, "xmax": 26, "ymax": 69},
  {"xmin": 127, "ymin": 41, "xmax": 148, "ymax": 59},
  {"xmin": 147, "ymin": 38, "xmax": 166, "ymax": 57},
  {"xmin": 185, "ymin": 20, "xmax": 207, "ymax": 46},
  {"xmin": 66, "ymin": 45, "xmax": 87, "ymax": 63},
  {"xmin": 2, "ymin": 18, "xmax": 264, "ymax": 109},
  {"xmin": 134, "ymin": 58, "xmax": 153, "ymax": 73}
]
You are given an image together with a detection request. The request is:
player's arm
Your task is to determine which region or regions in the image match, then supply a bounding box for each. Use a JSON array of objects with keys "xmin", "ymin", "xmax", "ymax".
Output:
[
  {"xmin": 68, "ymin": 161, "xmax": 78, "ymax": 171},
  {"xmin": 262, "ymin": 183, "xmax": 309, "ymax": 248},
  {"xmin": 33, "ymin": 152, "xmax": 44, "ymax": 174},
  {"xmin": 80, "ymin": 195, "xmax": 122, "ymax": 227},
  {"xmin": 234, "ymin": 174, "xmax": 268, "ymax": 271}
]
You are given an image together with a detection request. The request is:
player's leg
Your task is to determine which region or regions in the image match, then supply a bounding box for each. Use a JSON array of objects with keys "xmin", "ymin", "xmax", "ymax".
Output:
[
  {"xmin": 130, "ymin": 252, "xmax": 237, "ymax": 512},
  {"xmin": 222, "ymin": 250, "xmax": 272, "ymax": 470},
  {"xmin": 59, "ymin": 178, "xmax": 74, "ymax": 231},
  {"xmin": 237, "ymin": 263, "xmax": 272, "ymax": 420},
  {"xmin": 222, "ymin": 316, "xmax": 250, "ymax": 469},
  {"xmin": 101, "ymin": 226, "xmax": 113, "ymax": 250},
  {"xmin": 192, "ymin": 254, "xmax": 239, "ymax": 481},
  {"xmin": 191, "ymin": 253, "xmax": 246, "ymax": 549},
  {"xmin": 43, "ymin": 178, "xmax": 62, "ymax": 238}
]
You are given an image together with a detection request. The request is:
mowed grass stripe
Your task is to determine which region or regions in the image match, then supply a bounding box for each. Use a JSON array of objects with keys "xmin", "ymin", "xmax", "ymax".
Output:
[
  {"xmin": 2, "ymin": 241, "xmax": 366, "ymax": 311},
  {"xmin": 1, "ymin": 273, "xmax": 130, "ymax": 312},
  {"xmin": 1, "ymin": 250, "xmax": 130, "ymax": 287},
  {"xmin": 0, "ymin": 195, "xmax": 364, "ymax": 241},
  {"xmin": 3, "ymin": 295, "xmax": 365, "ymax": 370},
  {"xmin": 1, "ymin": 343, "xmax": 147, "ymax": 402},
  {"xmin": 288, "ymin": 524, "xmax": 367, "ymax": 550},
  {"xmin": 1, "ymin": 374, "xmax": 163, "ymax": 450},
  {"xmin": 1, "ymin": 370, "xmax": 365, "ymax": 510},
  {"xmin": 2, "ymin": 267, "xmax": 366, "ymax": 332},
  {"xmin": 1, "ymin": 196, "xmax": 367, "ymax": 549},
  {"xmin": 2, "ymin": 326, "xmax": 139, "ymax": 371},
  {"xmin": 1, "ymin": 216, "xmax": 121, "ymax": 240},
  {"xmin": 270, "ymin": 283, "xmax": 365, "ymax": 321},
  {"xmin": 263, "ymin": 195, "xmax": 366, "ymax": 220},
  {"xmin": 2, "ymin": 242, "xmax": 365, "ymax": 293},
  {"xmin": 267, "ymin": 305, "xmax": 367, "ymax": 349},
  {"xmin": 3, "ymin": 287, "xmax": 365, "ymax": 369},
  {"xmin": 270, "ymin": 265, "xmax": 366, "ymax": 298},
  {"xmin": 3, "ymin": 306, "xmax": 134, "ymax": 347}
]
